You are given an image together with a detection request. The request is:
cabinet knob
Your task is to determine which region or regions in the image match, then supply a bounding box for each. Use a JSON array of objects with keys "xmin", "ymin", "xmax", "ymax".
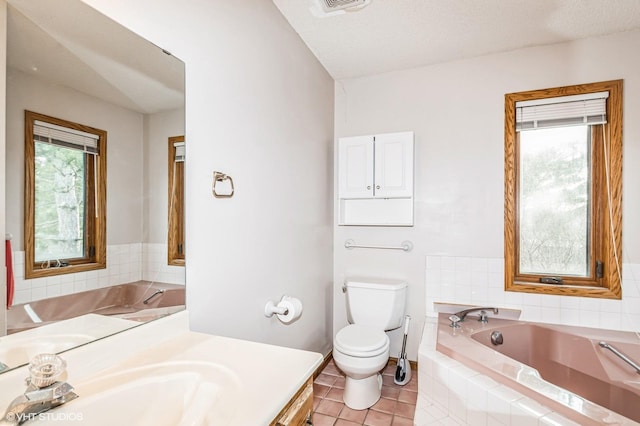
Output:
[
  {"xmin": 376, "ymin": 185, "xmax": 380, "ymax": 189},
  {"xmin": 367, "ymin": 186, "xmax": 371, "ymax": 190}
]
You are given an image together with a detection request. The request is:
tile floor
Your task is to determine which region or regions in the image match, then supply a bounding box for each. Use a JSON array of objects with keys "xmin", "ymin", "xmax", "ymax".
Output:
[{"xmin": 312, "ymin": 359, "xmax": 417, "ymax": 426}]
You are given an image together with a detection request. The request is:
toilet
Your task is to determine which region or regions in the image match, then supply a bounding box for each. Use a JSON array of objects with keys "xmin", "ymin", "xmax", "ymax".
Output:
[{"xmin": 333, "ymin": 277, "xmax": 408, "ymax": 410}]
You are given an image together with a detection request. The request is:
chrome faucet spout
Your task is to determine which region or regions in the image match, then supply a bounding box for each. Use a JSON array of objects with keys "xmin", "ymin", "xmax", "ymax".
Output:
[
  {"xmin": 451, "ymin": 307, "xmax": 499, "ymax": 326},
  {"xmin": 1, "ymin": 382, "xmax": 78, "ymax": 425},
  {"xmin": 143, "ymin": 289, "xmax": 165, "ymax": 305},
  {"xmin": 0, "ymin": 362, "xmax": 9, "ymax": 373}
]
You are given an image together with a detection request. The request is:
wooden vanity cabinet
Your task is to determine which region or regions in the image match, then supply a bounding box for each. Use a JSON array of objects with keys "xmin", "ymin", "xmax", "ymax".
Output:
[{"xmin": 271, "ymin": 377, "xmax": 314, "ymax": 425}]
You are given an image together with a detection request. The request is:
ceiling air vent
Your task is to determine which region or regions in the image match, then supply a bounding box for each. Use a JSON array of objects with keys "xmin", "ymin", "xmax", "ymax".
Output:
[{"xmin": 314, "ymin": 0, "xmax": 371, "ymax": 15}]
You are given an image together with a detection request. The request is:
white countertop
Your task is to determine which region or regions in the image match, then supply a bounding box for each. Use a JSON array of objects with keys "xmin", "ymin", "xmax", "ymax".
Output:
[{"xmin": 0, "ymin": 311, "xmax": 323, "ymax": 425}]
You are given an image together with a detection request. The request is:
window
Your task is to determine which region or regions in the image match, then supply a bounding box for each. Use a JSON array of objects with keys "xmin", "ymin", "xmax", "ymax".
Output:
[
  {"xmin": 168, "ymin": 136, "xmax": 185, "ymax": 265},
  {"xmin": 504, "ymin": 80, "xmax": 622, "ymax": 298},
  {"xmin": 25, "ymin": 111, "xmax": 106, "ymax": 278}
]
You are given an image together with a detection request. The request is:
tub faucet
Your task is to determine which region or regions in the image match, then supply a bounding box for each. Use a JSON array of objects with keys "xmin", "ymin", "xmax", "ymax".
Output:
[
  {"xmin": 449, "ymin": 307, "xmax": 499, "ymax": 328},
  {"xmin": 1, "ymin": 380, "xmax": 78, "ymax": 425},
  {"xmin": 142, "ymin": 289, "xmax": 165, "ymax": 305}
]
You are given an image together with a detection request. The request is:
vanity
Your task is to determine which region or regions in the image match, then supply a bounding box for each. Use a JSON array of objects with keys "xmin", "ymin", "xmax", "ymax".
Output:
[{"xmin": 0, "ymin": 311, "xmax": 321, "ymax": 425}]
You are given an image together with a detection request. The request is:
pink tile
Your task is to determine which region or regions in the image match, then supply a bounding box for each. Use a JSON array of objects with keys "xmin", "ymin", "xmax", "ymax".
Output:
[
  {"xmin": 382, "ymin": 362, "xmax": 397, "ymax": 376},
  {"xmin": 333, "ymin": 376, "xmax": 346, "ymax": 389},
  {"xmin": 316, "ymin": 399, "xmax": 345, "ymax": 417},
  {"xmin": 382, "ymin": 375, "xmax": 396, "ymax": 387},
  {"xmin": 371, "ymin": 397, "xmax": 396, "ymax": 414},
  {"xmin": 313, "ymin": 396, "xmax": 322, "ymax": 410},
  {"xmin": 397, "ymin": 389, "xmax": 417, "ymax": 404},
  {"xmin": 403, "ymin": 376, "xmax": 418, "ymax": 391},
  {"xmin": 338, "ymin": 406, "xmax": 368, "ymax": 423},
  {"xmin": 381, "ymin": 385, "xmax": 400, "ymax": 400},
  {"xmin": 312, "ymin": 412, "xmax": 337, "ymax": 426},
  {"xmin": 335, "ymin": 420, "xmax": 361, "ymax": 426},
  {"xmin": 394, "ymin": 402, "xmax": 415, "ymax": 419},
  {"xmin": 323, "ymin": 363, "xmax": 344, "ymax": 377},
  {"xmin": 314, "ymin": 383, "xmax": 331, "ymax": 398},
  {"xmin": 326, "ymin": 387, "xmax": 345, "ymax": 402},
  {"xmin": 316, "ymin": 373, "xmax": 339, "ymax": 386},
  {"xmin": 364, "ymin": 410, "xmax": 393, "ymax": 426},
  {"xmin": 391, "ymin": 416, "xmax": 414, "ymax": 426}
]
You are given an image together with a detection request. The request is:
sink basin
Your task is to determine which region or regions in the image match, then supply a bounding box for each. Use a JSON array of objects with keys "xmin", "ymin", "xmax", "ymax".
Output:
[
  {"xmin": 35, "ymin": 361, "xmax": 242, "ymax": 425},
  {"xmin": 0, "ymin": 334, "xmax": 94, "ymax": 370}
]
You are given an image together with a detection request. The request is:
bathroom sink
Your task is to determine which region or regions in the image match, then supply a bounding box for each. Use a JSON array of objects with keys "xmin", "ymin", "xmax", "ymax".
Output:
[
  {"xmin": 0, "ymin": 333, "xmax": 94, "ymax": 370},
  {"xmin": 35, "ymin": 360, "xmax": 242, "ymax": 425}
]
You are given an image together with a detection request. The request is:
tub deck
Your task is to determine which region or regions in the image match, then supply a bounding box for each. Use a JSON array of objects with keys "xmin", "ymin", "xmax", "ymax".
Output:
[{"xmin": 430, "ymin": 313, "xmax": 640, "ymax": 425}]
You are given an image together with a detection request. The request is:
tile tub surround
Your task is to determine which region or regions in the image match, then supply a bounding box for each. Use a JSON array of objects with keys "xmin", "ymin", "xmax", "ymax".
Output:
[
  {"xmin": 415, "ymin": 318, "xmax": 636, "ymax": 426},
  {"xmin": 425, "ymin": 256, "xmax": 640, "ymax": 332},
  {"xmin": 312, "ymin": 359, "xmax": 417, "ymax": 426},
  {"xmin": 11, "ymin": 243, "xmax": 185, "ymax": 305}
]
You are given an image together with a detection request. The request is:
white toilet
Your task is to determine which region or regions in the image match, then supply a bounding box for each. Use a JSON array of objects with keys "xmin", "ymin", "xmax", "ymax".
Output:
[{"xmin": 333, "ymin": 277, "xmax": 408, "ymax": 410}]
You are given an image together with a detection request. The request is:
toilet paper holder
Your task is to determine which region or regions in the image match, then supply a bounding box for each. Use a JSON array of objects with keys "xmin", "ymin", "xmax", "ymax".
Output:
[{"xmin": 264, "ymin": 297, "xmax": 289, "ymax": 317}]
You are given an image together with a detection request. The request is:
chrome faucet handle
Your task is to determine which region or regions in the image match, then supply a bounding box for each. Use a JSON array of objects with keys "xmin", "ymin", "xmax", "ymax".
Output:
[
  {"xmin": 448, "ymin": 314, "xmax": 461, "ymax": 328},
  {"xmin": 478, "ymin": 310, "xmax": 488, "ymax": 323}
]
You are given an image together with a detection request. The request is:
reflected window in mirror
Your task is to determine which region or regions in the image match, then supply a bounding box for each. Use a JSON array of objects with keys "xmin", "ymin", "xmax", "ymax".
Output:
[
  {"xmin": 168, "ymin": 136, "xmax": 185, "ymax": 265},
  {"xmin": 24, "ymin": 111, "xmax": 107, "ymax": 279}
]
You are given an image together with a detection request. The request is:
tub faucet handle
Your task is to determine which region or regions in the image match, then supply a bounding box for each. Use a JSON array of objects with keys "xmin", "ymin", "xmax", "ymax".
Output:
[{"xmin": 449, "ymin": 314, "xmax": 461, "ymax": 328}]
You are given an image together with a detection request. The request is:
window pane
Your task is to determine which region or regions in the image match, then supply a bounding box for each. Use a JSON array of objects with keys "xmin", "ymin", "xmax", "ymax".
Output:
[
  {"xmin": 519, "ymin": 126, "xmax": 590, "ymax": 276},
  {"xmin": 34, "ymin": 142, "xmax": 86, "ymax": 261}
]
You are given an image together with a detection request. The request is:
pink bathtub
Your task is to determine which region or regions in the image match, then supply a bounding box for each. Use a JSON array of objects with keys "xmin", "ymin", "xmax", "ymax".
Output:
[
  {"xmin": 436, "ymin": 313, "xmax": 640, "ymax": 425},
  {"xmin": 7, "ymin": 281, "xmax": 185, "ymax": 334}
]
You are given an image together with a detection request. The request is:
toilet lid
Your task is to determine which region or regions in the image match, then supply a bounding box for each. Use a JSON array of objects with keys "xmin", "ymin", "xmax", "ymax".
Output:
[{"xmin": 334, "ymin": 324, "xmax": 389, "ymax": 357}]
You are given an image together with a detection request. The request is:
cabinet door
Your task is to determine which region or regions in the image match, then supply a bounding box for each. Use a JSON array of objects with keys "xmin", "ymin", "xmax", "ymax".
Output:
[
  {"xmin": 374, "ymin": 131, "xmax": 413, "ymax": 198},
  {"xmin": 338, "ymin": 135, "xmax": 374, "ymax": 198}
]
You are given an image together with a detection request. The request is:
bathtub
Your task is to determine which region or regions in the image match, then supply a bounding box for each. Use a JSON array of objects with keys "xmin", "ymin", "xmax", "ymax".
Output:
[
  {"xmin": 424, "ymin": 312, "xmax": 640, "ymax": 425},
  {"xmin": 7, "ymin": 282, "xmax": 185, "ymax": 334}
]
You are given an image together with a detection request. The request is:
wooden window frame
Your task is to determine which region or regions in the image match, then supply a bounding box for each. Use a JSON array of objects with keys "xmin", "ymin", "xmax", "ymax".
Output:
[
  {"xmin": 504, "ymin": 80, "xmax": 622, "ymax": 299},
  {"xmin": 167, "ymin": 136, "xmax": 185, "ymax": 266},
  {"xmin": 25, "ymin": 110, "xmax": 107, "ymax": 279}
]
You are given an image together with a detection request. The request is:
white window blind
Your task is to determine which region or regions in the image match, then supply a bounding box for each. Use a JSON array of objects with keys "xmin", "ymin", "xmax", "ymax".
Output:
[
  {"xmin": 33, "ymin": 120, "xmax": 99, "ymax": 154},
  {"xmin": 174, "ymin": 142, "xmax": 185, "ymax": 162},
  {"xmin": 516, "ymin": 92, "xmax": 608, "ymax": 131}
]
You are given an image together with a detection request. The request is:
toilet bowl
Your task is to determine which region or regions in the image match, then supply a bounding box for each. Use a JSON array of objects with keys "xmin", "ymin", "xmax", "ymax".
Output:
[
  {"xmin": 333, "ymin": 324, "xmax": 390, "ymax": 409},
  {"xmin": 335, "ymin": 277, "xmax": 407, "ymax": 410}
]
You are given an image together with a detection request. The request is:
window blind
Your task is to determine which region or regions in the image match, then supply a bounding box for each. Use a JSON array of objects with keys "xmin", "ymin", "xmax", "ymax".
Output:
[
  {"xmin": 174, "ymin": 142, "xmax": 185, "ymax": 162},
  {"xmin": 34, "ymin": 120, "xmax": 99, "ymax": 154},
  {"xmin": 516, "ymin": 92, "xmax": 608, "ymax": 131}
]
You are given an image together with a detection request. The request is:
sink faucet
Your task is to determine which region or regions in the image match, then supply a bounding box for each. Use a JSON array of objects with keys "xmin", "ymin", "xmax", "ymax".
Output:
[
  {"xmin": 449, "ymin": 307, "xmax": 499, "ymax": 328},
  {"xmin": 1, "ymin": 354, "xmax": 78, "ymax": 425},
  {"xmin": 1, "ymin": 381, "xmax": 78, "ymax": 425}
]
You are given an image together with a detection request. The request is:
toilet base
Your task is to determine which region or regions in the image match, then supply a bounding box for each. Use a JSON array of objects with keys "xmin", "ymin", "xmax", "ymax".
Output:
[{"xmin": 343, "ymin": 373, "xmax": 383, "ymax": 410}]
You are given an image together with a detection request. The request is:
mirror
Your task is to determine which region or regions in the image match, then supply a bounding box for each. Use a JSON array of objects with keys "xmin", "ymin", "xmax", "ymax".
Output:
[{"xmin": 2, "ymin": 0, "xmax": 186, "ymax": 373}]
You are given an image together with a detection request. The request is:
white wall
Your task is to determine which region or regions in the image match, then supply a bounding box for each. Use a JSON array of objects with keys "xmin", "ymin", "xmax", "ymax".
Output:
[
  {"xmin": 143, "ymin": 108, "xmax": 184, "ymax": 244},
  {"xmin": 82, "ymin": 0, "xmax": 335, "ymax": 354},
  {"xmin": 6, "ymin": 69, "xmax": 145, "ymax": 247},
  {"xmin": 334, "ymin": 30, "xmax": 640, "ymax": 361}
]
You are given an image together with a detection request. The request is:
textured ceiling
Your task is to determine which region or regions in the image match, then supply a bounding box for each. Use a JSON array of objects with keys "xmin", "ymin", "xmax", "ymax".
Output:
[
  {"xmin": 273, "ymin": 0, "xmax": 640, "ymax": 79},
  {"xmin": 8, "ymin": 0, "xmax": 184, "ymax": 114}
]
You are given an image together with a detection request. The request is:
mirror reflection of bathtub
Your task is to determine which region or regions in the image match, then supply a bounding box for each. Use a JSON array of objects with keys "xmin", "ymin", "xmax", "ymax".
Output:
[{"xmin": 2, "ymin": 0, "xmax": 186, "ymax": 374}]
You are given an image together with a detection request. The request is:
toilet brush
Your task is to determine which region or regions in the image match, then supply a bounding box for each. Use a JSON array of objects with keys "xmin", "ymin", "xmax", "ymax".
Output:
[{"xmin": 394, "ymin": 315, "xmax": 411, "ymax": 386}]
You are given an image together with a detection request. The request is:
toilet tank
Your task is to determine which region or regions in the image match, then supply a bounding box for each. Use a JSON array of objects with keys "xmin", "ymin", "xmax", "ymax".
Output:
[{"xmin": 345, "ymin": 277, "xmax": 408, "ymax": 330}]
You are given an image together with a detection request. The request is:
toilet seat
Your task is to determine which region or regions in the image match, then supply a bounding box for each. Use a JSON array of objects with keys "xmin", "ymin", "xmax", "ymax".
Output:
[{"xmin": 334, "ymin": 324, "xmax": 389, "ymax": 357}]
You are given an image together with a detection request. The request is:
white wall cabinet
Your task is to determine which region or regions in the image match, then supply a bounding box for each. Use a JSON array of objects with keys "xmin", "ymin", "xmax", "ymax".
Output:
[{"xmin": 338, "ymin": 131, "xmax": 414, "ymax": 226}]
